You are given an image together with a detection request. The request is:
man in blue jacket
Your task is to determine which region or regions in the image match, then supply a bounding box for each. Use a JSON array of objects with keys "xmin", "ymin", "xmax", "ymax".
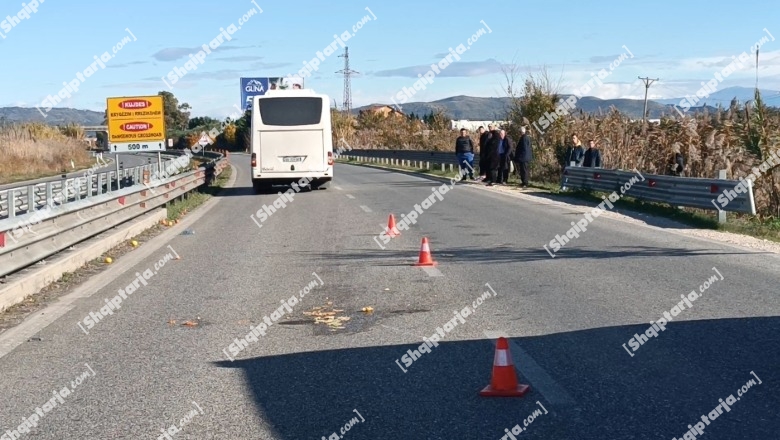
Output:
[
  {"xmin": 514, "ymin": 126, "xmax": 533, "ymax": 188},
  {"xmin": 454, "ymin": 128, "xmax": 475, "ymax": 180}
]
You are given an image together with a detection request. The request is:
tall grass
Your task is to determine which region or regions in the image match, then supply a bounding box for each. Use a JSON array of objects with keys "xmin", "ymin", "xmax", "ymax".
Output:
[{"xmin": 0, "ymin": 122, "xmax": 92, "ymax": 184}]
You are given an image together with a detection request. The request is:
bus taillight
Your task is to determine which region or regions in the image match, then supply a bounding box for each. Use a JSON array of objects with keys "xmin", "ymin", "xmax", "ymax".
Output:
[
  {"xmin": 327, "ymin": 151, "xmax": 334, "ymax": 166},
  {"xmin": 251, "ymin": 153, "xmax": 257, "ymax": 167}
]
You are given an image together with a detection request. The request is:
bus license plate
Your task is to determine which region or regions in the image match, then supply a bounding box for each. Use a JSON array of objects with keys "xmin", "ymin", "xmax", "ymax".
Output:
[{"xmin": 283, "ymin": 157, "xmax": 304, "ymax": 162}]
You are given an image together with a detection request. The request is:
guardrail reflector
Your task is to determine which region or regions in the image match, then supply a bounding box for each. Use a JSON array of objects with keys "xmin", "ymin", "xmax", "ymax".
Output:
[
  {"xmin": 118, "ymin": 196, "xmax": 126, "ymax": 205},
  {"xmin": 594, "ymin": 173, "xmax": 601, "ymax": 179},
  {"xmin": 649, "ymin": 179, "xmax": 657, "ymax": 187},
  {"xmin": 0, "ymin": 232, "xmax": 5, "ymax": 248},
  {"xmin": 710, "ymin": 184, "xmax": 719, "ymax": 193},
  {"xmin": 140, "ymin": 202, "xmax": 147, "ymax": 208}
]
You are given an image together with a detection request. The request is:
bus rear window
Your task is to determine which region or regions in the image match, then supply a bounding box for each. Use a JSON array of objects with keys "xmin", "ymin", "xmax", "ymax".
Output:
[{"xmin": 258, "ymin": 97, "xmax": 323, "ymax": 126}]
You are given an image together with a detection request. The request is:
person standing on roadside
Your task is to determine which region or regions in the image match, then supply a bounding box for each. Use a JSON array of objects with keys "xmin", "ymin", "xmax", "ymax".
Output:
[
  {"xmin": 582, "ymin": 139, "xmax": 602, "ymax": 167},
  {"xmin": 667, "ymin": 143, "xmax": 685, "ymax": 176},
  {"xmin": 514, "ymin": 126, "xmax": 533, "ymax": 188},
  {"xmin": 485, "ymin": 128, "xmax": 501, "ymax": 186},
  {"xmin": 478, "ymin": 124, "xmax": 493, "ymax": 181},
  {"xmin": 497, "ymin": 129, "xmax": 513, "ymax": 184},
  {"xmin": 477, "ymin": 125, "xmax": 488, "ymax": 180},
  {"xmin": 454, "ymin": 128, "xmax": 475, "ymax": 181},
  {"xmin": 563, "ymin": 134, "xmax": 585, "ymax": 169}
]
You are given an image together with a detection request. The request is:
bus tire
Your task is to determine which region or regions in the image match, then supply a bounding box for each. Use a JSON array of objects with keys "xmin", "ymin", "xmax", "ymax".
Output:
[{"xmin": 314, "ymin": 180, "xmax": 330, "ymax": 190}]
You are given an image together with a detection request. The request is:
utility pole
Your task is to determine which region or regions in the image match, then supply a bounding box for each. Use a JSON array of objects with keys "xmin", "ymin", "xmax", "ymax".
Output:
[
  {"xmin": 336, "ymin": 47, "xmax": 358, "ymax": 115},
  {"xmin": 638, "ymin": 76, "xmax": 659, "ymax": 132}
]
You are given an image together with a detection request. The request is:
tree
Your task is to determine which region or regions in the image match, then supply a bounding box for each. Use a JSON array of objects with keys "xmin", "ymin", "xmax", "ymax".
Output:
[
  {"xmin": 158, "ymin": 91, "xmax": 191, "ymax": 134},
  {"xmin": 188, "ymin": 116, "xmax": 220, "ymax": 130}
]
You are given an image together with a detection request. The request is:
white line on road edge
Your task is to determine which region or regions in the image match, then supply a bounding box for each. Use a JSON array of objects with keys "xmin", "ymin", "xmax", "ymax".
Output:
[
  {"xmin": 483, "ymin": 330, "xmax": 577, "ymax": 406},
  {"xmin": 421, "ymin": 266, "xmax": 443, "ymax": 277},
  {"xmin": 333, "ymin": 185, "xmax": 343, "ymax": 190},
  {"xmin": 359, "ymin": 205, "xmax": 372, "ymax": 213},
  {"xmin": 346, "ymin": 194, "xmax": 355, "ymax": 199}
]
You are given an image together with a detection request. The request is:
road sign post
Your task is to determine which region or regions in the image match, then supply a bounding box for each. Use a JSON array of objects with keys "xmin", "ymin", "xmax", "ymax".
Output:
[
  {"xmin": 197, "ymin": 132, "xmax": 212, "ymax": 157},
  {"xmin": 107, "ymin": 96, "xmax": 166, "ymax": 153}
]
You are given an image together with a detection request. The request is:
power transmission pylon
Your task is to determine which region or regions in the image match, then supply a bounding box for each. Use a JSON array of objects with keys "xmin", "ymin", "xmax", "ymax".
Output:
[
  {"xmin": 638, "ymin": 76, "xmax": 659, "ymax": 131},
  {"xmin": 336, "ymin": 47, "xmax": 358, "ymax": 115}
]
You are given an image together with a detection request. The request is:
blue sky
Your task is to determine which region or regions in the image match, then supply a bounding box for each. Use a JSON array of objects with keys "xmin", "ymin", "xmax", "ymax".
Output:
[{"xmin": 2, "ymin": 0, "xmax": 779, "ymax": 119}]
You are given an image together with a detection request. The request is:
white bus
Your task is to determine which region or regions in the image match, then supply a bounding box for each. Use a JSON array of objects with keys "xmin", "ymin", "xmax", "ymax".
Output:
[{"xmin": 250, "ymin": 89, "xmax": 334, "ymax": 193}]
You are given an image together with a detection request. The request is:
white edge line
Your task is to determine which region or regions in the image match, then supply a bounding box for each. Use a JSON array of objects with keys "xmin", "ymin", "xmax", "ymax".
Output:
[{"xmin": 483, "ymin": 330, "xmax": 577, "ymax": 406}]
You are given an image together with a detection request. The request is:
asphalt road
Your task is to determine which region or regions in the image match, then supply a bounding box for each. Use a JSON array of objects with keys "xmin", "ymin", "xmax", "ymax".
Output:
[{"xmin": 0, "ymin": 154, "xmax": 777, "ymax": 439}]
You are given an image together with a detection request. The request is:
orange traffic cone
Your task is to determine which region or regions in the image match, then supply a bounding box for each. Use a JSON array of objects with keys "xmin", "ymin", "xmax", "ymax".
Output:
[
  {"xmin": 413, "ymin": 237, "xmax": 437, "ymax": 266},
  {"xmin": 386, "ymin": 214, "xmax": 400, "ymax": 238},
  {"xmin": 479, "ymin": 337, "xmax": 530, "ymax": 397}
]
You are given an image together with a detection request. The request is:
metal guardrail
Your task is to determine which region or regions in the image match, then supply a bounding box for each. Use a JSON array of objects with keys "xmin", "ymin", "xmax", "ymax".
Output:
[
  {"xmin": 0, "ymin": 150, "xmax": 230, "ymax": 278},
  {"xmin": 0, "ymin": 152, "xmax": 182, "ymax": 220},
  {"xmin": 0, "ymin": 150, "xmax": 228, "ymax": 220},
  {"xmin": 338, "ymin": 149, "xmax": 458, "ymax": 165},
  {"xmin": 341, "ymin": 149, "xmax": 755, "ymax": 216},
  {"xmin": 561, "ymin": 167, "xmax": 755, "ymax": 215}
]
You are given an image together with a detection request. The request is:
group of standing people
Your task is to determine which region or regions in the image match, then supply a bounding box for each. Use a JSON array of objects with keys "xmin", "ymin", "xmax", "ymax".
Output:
[
  {"xmin": 454, "ymin": 124, "xmax": 533, "ymax": 188},
  {"xmin": 562, "ymin": 134, "xmax": 602, "ymax": 168},
  {"xmin": 456, "ymin": 129, "xmax": 688, "ymax": 191}
]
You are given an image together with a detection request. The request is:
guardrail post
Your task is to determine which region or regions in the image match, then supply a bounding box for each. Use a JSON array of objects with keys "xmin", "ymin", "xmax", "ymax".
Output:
[
  {"xmin": 9, "ymin": 189, "xmax": 16, "ymax": 218},
  {"xmin": 441, "ymin": 163, "xmax": 445, "ymax": 172},
  {"xmin": 46, "ymin": 181, "xmax": 53, "ymax": 205},
  {"xmin": 74, "ymin": 178, "xmax": 81, "ymax": 201},
  {"xmin": 27, "ymin": 184, "xmax": 35, "ymax": 213},
  {"xmin": 717, "ymin": 169, "xmax": 727, "ymax": 224}
]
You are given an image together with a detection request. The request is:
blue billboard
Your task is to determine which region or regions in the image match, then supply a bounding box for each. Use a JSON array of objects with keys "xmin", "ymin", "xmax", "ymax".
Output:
[{"xmin": 240, "ymin": 77, "xmax": 305, "ymax": 110}]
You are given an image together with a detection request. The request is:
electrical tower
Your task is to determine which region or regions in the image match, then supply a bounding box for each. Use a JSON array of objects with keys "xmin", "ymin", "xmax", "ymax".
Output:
[
  {"xmin": 336, "ymin": 47, "xmax": 358, "ymax": 114},
  {"xmin": 638, "ymin": 76, "xmax": 659, "ymax": 130}
]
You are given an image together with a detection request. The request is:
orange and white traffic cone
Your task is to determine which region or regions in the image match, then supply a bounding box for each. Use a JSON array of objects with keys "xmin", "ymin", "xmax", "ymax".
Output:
[
  {"xmin": 386, "ymin": 214, "xmax": 400, "ymax": 238},
  {"xmin": 479, "ymin": 337, "xmax": 530, "ymax": 397},
  {"xmin": 413, "ymin": 237, "xmax": 437, "ymax": 266}
]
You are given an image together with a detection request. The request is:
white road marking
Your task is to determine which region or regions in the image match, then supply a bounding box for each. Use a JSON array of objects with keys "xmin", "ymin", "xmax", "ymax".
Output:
[
  {"xmin": 360, "ymin": 205, "xmax": 372, "ymax": 213},
  {"xmin": 483, "ymin": 330, "xmax": 577, "ymax": 406},
  {"xmin": 346, "ymin": 194, "xmax": 355, "ymax": 199},
  {"xmin": 421, "ymin": 266, "xmax": 443, "ymax": 277},
  {"xmin": 333, "ymin": 185, "xmax": 343, "ymax": 190}
]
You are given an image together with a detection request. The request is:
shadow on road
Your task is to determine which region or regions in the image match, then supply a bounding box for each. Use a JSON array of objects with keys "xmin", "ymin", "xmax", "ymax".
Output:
[
  {"xmin": 301, "ymin": 245, "xmax": 756, "ymax": 265},
  {"xmin": 215, "ymin": 316, "xmax": 779, "ymax": 439}
]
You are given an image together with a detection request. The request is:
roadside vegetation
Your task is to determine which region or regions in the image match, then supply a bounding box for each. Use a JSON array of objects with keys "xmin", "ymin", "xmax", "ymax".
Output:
[{"xmin": 0, "ymin": 122, "xmax": 93, "ymax": 184}]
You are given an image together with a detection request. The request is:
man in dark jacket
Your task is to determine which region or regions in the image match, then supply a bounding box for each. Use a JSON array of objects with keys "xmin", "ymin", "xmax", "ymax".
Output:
[
  {"xmin": 496, "ymin": 129, "xmax": 513, "ymax": 184},
  {"xmin": 454, "ymin": 128, "xmax": 475, "ymax": 180},
  {"xmin": 514, "ymin": 126, "xmax": 533, "ymax": 188},
  {"xmin": 478, "ymin": 124, "xmax": 492, "ymax": 181},
  {"xmin": 484, "ymin": 129, "xmax": 501, "ymax": 186},
  {"xmin": 582, "ymin": 140, "xmax": 602, "ymax": 167},
  {"xmin": 563, "ymin": 134, "xmax": 585, "ymax": 168}
]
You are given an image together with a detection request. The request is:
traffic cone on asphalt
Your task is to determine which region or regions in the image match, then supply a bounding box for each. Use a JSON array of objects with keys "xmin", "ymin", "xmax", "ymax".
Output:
[
  {"xmin": 479, "ymin": 337, "xmax": 530, "ymax": 397},
  {"xmin": 413, "ymin": 237, "xmax": 437, "ymax": 266},
  {"xmin": 386, "ymin": 214, "xmax": 400, "ymax": 238}
]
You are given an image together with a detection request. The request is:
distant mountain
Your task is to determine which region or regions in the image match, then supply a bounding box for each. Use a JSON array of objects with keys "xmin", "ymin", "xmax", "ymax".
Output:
[
  {"xmin": 652, "ymin": 86, "xmax": 780, "ymax": 107},
  {"xmin": 0, "ymin": 107, "xmax": 104, "ymax": 125},
  {"xmin": 354, "ymin": 95, "xmax": 702, "ymax": 120}
]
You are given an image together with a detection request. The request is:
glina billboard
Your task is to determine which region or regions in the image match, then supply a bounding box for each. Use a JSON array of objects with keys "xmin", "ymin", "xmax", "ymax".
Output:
[{"xmin": 240, "ymin": 77, "xmax": 305, "ymax": 110}]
